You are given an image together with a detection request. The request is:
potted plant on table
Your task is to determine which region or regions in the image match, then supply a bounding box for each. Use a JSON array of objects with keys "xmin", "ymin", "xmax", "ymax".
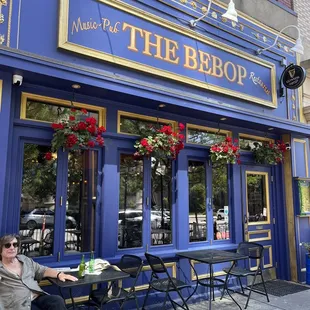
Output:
[
  {"xmin": 133, "ymin": 123, "xmax": 185, "ymax": 160},
  {"xmin": 45, "ymin": 108, "xmax": 106, "ymax": 160},
  {"xmin": 210, "ymin": 137, "xmax": 241, "ymax": 165},
  {"xmin": 251, "ymin": 140, "xmax": 287, "ymax": 165},
  {"xmin": 301, "ymin": 242, "xmax": 310, "ymax": 285}
]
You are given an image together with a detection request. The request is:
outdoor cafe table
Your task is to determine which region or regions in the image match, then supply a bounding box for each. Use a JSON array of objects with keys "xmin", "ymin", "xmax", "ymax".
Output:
[
  {"xmin": 48, "ymin": 267, "xmax": 130, "ymax": 309},
  {"xmin": 177, "ymin": 249, "xmax": 248, "ymax": 310}
]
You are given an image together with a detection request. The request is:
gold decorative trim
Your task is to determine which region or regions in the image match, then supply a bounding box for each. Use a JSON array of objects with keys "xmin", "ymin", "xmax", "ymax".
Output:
[
  {"xmin": 117, "ymin": 110, "xmax": 177, "ymax": 135},
  {"xmin": 246, "ymin": 171, "xmax": 271, "ymax": 225},
  {"xmin": 58, "ymin": 0, "xmax": 277, "ymax": 108},
  {"xmin": 20, "ymin": 92, "xmax": 106, "ymax": 128},
  {"xmin": 263, "ymin": 245, "xmax": 273, "ymax": 268},
  {"xmin": 0, "ymin": 80, "xmax": 2, "ymax": 112},
  {"xmin": 6, "ymin": 0, "xmax": 12, "ymax": 46},
  {"xmin": 248, "ymin": 229, "xmax": 271, "ymax": 242},
  {"xmin": 186, "ymin": 123, "xmax": 232, "ymax": 145},
  {"xmin": 293, "ymin": 138, "xmax": 309, "ymax": 178},
  {"xmin": 190, "ymin": 259, "xmax": 227, "ymax": 281}
]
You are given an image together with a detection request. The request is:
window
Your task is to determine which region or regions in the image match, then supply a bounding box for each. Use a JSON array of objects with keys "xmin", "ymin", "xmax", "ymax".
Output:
[
  {"xmin": 187, "ymin": 124, "xmax": 231, "ymax": 146},
  {"xmin": 20, "ymin": 92, "xmax": 106, "ymax": 127},
  {"xmin": 118, "ymin": 111, "xmax": 176, "ymax": 135},
  {"xmin": 212, "ymin": 164, "xmax": 230, "ymax": 240},
  {"xmin": 239, "ymin": 134, "xmax": 273, "ymax": 151},
  {"xmin": 188, "ymin": 161, "xmax": 207, "ymax": 242},
  {"xmin": 151, "ymin": 158, "xmax": 172, "ymax": 246},
  {"xmin": 118, "ymin": 154, "xmax": 144, "ymax": 249}
]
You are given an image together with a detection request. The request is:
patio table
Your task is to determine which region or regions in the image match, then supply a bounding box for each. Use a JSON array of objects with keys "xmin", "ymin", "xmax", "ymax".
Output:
[
  {"xmin": 48, "ymin": 266, "xmax": 130, "ymax": 309},
  {"xmin": 177, "ymin": 249, "xmax": 248, "ymax": 310}
]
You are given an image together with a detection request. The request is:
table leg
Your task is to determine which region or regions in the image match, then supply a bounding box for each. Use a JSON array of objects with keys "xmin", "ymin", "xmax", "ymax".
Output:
[
  {"xmin": 69, "ymin": 288, "xmax": 76, "ymax": 310},
  {"xmin": 209, "ymin": 264, "xmax": 212, "ymax": 310}
]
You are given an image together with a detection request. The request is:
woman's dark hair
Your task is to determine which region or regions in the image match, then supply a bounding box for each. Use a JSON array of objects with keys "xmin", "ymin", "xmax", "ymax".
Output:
[{"xmin": 0, "ymin": 234, "xmax": 21, "ymax": 259}]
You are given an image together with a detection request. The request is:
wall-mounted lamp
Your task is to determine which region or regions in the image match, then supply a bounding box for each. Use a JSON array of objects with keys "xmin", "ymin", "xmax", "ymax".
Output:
[
  {"xmin": 189, "ymin": 0, "xmax": 238, "ymax": 28},
  {"xmin": 256, "ymin": 25, "xmax": 304, "ymax": 55}
]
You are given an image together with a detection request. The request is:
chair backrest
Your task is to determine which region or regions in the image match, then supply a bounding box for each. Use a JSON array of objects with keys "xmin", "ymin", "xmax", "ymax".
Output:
[
  {"xmin": 145, "ymin": 252, "xmax": 168, "ymax": 275},
  {"xmin": 119, "ymin": 254, "xmax": 143, "ymax": 279},
  {"xmin": 237, "ymin": 242, "xmax": 264, "ymax": 259}
]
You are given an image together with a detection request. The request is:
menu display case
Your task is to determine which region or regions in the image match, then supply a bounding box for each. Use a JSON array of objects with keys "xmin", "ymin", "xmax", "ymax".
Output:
[{"xmin": 295, "ymin": 178, "xmax": 310, "ymax": 215}]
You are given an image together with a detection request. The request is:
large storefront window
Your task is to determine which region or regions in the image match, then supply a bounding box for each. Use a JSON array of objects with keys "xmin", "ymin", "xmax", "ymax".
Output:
[
  {"xmin": 151, "ymin": 158, "xmax": 172, "ymax": 246},
  {"xmin": 212, "ymin": 164, "xmax": 230, "ymax": 241},
  {"xmin": 118, "ymin": 154, "xmax": 144, "ymax": 249},
  {"xmin": 188, "ymin": 161, "xmax": 207, "ymax": 242},
  {"xmin": 19, "ymin": 143, "xmax": 98, "ymax": 257}
]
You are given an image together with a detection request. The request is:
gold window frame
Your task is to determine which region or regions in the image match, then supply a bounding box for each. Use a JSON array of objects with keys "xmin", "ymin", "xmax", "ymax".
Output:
[
  {"xmin": 117, "ymin": 111, "xmax": 177, "ymax": 136},
  {"xmin": 20, "ymin": 92, "xmax": 106, "ymax": 127},
  {"xmin": 186, "ymin": 124, "xmax": 232, "ymax": 146}
]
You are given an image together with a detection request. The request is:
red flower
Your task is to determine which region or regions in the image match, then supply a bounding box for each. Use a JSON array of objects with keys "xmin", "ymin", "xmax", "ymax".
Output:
[
  {"xmin": 66, "ymin": 134, "xmax": 78, "ymax": 148},
  {"xmin": 140, "ymin": 138, "xmax": 149, "ymax": 147},
  {"xmin": 225, "ymin": 137, "xmax": 232, "ymax": 143},
  {"xmin": 71, "ymin": 108, "xmax": 76, "ymax": 112},
  {"xmin": 77, "ymin": 122, "xmax": 87, "ymax": 130},
  {"xmin": 178, "ymin": 134, "xmax": 185, "ymax": 140},
  {"xmin": 97, "ymin": 126, "xmax": 106, "ymax": 135},
  {"xmin": 159, "ymin": 125, "xmax": 173, "ymax": 135},
  {"xmin": 81, "ymin": 108, "xmax": 88, "ymax": 114},
  {"xmin": 86, "ymin": 117, "xmax": 97, "ymax": 125},
  {"xmin": 69, "ymin": 116, "xmax": 75, "ymax": 121},
  {"xmin": 178, "ymin": 123, "xmax": 185, "ymax": 131},
  {"xmin": 45, "ymin": 152, "xmax": 52, "ymax": 161},
  {"xmin": 87, "ymin": 125, "xmax": 96, "ymax": 135},
  {"xmin": 96, "ymin": 136, "xmax": 104, "ymax": 146},
  {"xmin": 87, "ymin": 141, "xmax": 95, "ymax": 148},
  {"xmin": 51, "ymin": 123, "xmax": 64, "ymax": 130}
]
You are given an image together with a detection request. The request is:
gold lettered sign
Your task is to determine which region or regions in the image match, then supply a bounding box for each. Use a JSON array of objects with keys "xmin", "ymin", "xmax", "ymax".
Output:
[{"xmin": 58, "ymin": 0, "xmax": 277, "ymax": 108}]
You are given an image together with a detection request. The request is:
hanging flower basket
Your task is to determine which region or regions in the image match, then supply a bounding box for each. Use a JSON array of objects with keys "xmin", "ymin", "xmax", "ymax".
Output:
[
  {"xmin": 210, "ymin": 137, "xmax": 241, "ymax": 165},
  {"xmin": 45, "ymin": 108, "xmax": 106, "ymax": 160},
  {"xmin": 133, "ymin": 123, "xmax": 185, "ymax": 160},
  {"xmin": 252, "ymin": 140, "xmax": 287, "ymax": 165}
]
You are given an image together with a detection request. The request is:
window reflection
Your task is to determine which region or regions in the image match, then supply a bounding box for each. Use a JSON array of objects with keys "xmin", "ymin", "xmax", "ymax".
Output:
[
  {"xmin": 19, "ymin": 144, "xmax": 56, "ymax": 257},
  {"xmin": 151, "ymin": 158, "xmax": 172, "ymax": 246},
  {"xmin": 188, "ymin": 161, "xmax": 207, "ymax": 242},
  {"xmin": 118, "ymin": 155, "xmax": 144, "ymax": 249},
  {"xmin": 65, "ymin": 150, "xmax": 98, "ymax": 253},
  {"xmin": 247, "ymin": 173, "xmax": 268, "ymax": 223},
  {"xmin": 212, "ymin": 164, "xmax": 230, "ymax": 240}
]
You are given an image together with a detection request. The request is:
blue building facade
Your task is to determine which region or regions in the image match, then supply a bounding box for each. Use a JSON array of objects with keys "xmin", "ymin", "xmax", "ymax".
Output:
[{"xmin": 0, "ymin": 0, "xmax": 309, "ymax": 305}]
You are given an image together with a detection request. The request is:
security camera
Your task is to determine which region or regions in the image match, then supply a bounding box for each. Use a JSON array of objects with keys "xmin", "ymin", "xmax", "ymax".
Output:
[
  {"xmin": 285, "ymin": 142, "xmax": 291, "ymax": 151},
  {"xmin": 12, "ymin": 74, "xmax": 23, "ymax": 86}
]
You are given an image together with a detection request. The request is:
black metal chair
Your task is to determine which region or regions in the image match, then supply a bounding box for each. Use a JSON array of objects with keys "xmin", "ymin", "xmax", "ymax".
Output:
[
  {"xmin": 142, "ymin": 252, "xmax": 190, "ymax": 310},
  {"xmin": 88, "ymin": 254, "xmax": 143, "ymax": 309},
  {"xmin": 221, "ymin": 242, "xmax": 269, "ymax": 309}
]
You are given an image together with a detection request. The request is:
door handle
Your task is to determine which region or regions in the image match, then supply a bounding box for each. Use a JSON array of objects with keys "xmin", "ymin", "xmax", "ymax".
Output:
[{"xmin": 244, "ymin": 214, "xmax": 248, "ymax": 224}]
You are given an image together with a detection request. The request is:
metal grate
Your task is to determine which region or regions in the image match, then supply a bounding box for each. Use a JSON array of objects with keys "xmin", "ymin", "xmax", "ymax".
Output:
[{"xmin": 254, "ymin": 280, "xmax": 310, "ymax": 297}]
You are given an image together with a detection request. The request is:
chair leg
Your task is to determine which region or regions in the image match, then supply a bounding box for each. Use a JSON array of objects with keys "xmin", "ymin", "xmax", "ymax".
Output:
[
  {"xmin": 134, "ymin": 295, "xmax": 140, "ymax": 310},
  {"xmin": 167, "ymin": 294, "xmax": 178, "ymax": 310},
  {"xmin": 245, "ymin": 274, "xmax": 258, "ymax": 309},
  {"xmin": 162, "ymin": 292, "xmax": 169, "ymax": 309},
  {"xmin": 175, "ymin": 289, "xmax": 190, "ymax": 310},
  {"xmin": 260, "ymin": 272, "xmax": 270, "ymax": 302},
  {"xmin": 238, "ymin": 277, "xmax": 245, "ymax": 294},
  {"xmin": 221, "ymin": 273, "xmax": 230, "ymax": 300},
  {"xmin": 142, "ymin": 285, "xmax": 151, "ymax": 310}
]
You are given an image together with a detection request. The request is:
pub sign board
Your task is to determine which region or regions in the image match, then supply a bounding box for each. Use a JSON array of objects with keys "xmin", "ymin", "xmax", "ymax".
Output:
[
  {"xmin": 58, "ymin": 0, "xmax": 277, "ymax": 108},
  {"xmin": 281, "ymin": 64, "xmax": 306, "ymax": 89}
]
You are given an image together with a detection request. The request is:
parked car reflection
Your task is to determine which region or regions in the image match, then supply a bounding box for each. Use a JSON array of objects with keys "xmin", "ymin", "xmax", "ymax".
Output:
[{"xmin": 20, "ymin": 209, "xmax": 77, "ymax": 229}]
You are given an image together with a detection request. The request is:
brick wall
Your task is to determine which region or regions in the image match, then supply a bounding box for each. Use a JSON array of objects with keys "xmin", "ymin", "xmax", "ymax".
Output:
[{"xmin": 276, "ymin": 0, "xmax": 293, "ymax": 9}]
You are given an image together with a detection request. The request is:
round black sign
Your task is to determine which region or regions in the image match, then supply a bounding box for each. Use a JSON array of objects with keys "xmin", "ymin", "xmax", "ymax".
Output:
[{"xmin": 281, "ymin": 64, "xmax": 306, "ymax": 89}]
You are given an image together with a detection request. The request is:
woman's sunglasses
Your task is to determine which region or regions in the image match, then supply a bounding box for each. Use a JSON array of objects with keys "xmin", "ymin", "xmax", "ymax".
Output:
[{"xmin": 4, "ymin": 242, "xmax": 18, "ymax": 249}]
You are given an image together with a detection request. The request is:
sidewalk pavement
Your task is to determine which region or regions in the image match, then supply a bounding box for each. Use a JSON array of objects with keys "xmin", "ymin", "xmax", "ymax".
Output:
[{"xmin": 184, "ymin": 288, "xmax": 310, "ymax": 310}]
